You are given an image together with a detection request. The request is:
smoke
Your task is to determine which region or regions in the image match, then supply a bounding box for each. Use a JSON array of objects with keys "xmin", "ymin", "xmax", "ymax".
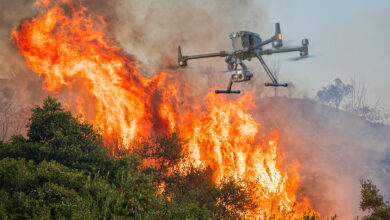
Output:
[
  {"xmin": 0, "ymin": 1, "xmax": 36, "ymax": 79},
  {"xmin": 112, "ymin": 0, "xmax": 263, "ymax": 73},
  {"xmin": 2, "ymin": 0, "xmax": 390, "ymax": 219},
  {"xmin": 0, "ymin": 0, "xmax": 267, "ymax": 102},
  {"xmin": 109, "ymin": 0, "xmax": 274, "ymax": 99},
  {"xmin": 86, "ymin": 1, "xmax": 390, "ymax": 218},
  {"xmin": 251, "ymin": 97, "xmax": 390, "ymax": 219}
]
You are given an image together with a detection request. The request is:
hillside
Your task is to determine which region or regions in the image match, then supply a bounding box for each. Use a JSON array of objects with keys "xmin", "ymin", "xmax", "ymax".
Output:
[{"xmin": 254, "ymin": 96, "xmax": 390, "ymax": 219}]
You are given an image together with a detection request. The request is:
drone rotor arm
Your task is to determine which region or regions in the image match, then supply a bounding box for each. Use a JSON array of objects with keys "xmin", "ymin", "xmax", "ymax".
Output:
[
  {"xmin": 261, "ymin": 38, "xmax": 309, "ymax": 57},
  {"xmin": 261, "ymin": 47, "xmax": 304, "ymax": 55},
  {"xmin": 247, "ymin": 36, "xmax": 276, "ymax": 51},
  {"xmin": 178, "ymin": 46, "xmax": 232, "ymax": 67},
  {"xmin": 247, "ymin": 23, "xmax": 283, "ymax": 51}
]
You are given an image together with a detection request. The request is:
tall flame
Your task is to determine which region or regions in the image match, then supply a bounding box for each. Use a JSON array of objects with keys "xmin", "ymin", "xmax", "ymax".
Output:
[
  {"xmin": 11, "ymin": 0, "xmax": 176, "ymax": 146},
  {"xmin": 181, "ymin": 92, "xmax": 311, "ymax": 217},
  {"xmin": 11, "ymin": 0, "xmax": 316, "ymax": 218}
]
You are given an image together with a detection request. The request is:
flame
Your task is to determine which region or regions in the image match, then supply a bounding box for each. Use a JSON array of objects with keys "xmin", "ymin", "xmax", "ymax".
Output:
[
  {"xmin": 11, "ymin": 0, "xmax": 317, "ymax": 218},
  {"xmin": 181, "ymin": 92, "xmax": 312, "ymax": 218},
  {"xmin": 11, "ymin": 0, "xmax": 175, "ymax": 147}
]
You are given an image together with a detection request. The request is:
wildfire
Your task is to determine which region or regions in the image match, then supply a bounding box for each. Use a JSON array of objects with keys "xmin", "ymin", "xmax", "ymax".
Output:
[
  {"xmin": 11, "ymin": 0, "xmax": 316, "ymax": 218},
  {"xmin": 181, "ymin": 92, "xmax": 312, "ymax": 218}
]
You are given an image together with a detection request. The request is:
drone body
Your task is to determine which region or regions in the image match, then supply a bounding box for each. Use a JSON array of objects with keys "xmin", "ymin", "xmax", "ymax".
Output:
[{"xmin": 178, "ymin": 23, "xmax": 309, "ymax": 94}]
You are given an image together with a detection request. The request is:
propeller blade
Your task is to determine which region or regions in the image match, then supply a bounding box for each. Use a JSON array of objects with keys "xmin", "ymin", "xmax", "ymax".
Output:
[
  {"xmin": 217, "ymin": 70, "xmax": 233, "ymax": 73},
  {"xmin": 287, "ymin": 55, "xmax": 319, "ymax": 61},
  {"xmin": 182, "ymin": 66, "xmax": 207, "ymax": 71},
  {"xmin": 216, "ymin": 69, "xmax": 252, "ymax": 74}
]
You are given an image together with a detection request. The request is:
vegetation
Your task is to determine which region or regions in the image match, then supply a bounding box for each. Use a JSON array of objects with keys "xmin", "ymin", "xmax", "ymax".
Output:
[
  {"xmin": 316, "ymin": 77, "xmax": 390, "ymax": 124},
  {"xmin": 3, "ymin": 97, "xmax": 383, "ymax": 219},
  {"xmin": 360, "ymin": 179, "xmax": 390, "ymax": 220},
  {"xmin": 0, "ymin": 97, "xmax": 259, "ymax": 219}
]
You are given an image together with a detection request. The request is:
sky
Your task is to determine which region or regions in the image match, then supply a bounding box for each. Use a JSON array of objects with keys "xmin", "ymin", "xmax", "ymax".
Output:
[
  {"xmin": 257, "ymin": 0, "xmax": 390, "ymax": 106},
  {"xmin": 1, "ymin": 0, "xmax": 390, "ymax": 106}
]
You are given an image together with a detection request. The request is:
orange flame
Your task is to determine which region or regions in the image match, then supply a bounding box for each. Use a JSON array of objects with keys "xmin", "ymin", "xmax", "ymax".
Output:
[
  {"xmin": 181, "ymin": 92, "xmax": 313, "ymax": 218},
  {"xmin": 11, "ymin": 0, "xmax": 175, "ymax": 147},
  {"xmin": 11, "ymin": 0, "xmax": 317, "ymax": 218}
]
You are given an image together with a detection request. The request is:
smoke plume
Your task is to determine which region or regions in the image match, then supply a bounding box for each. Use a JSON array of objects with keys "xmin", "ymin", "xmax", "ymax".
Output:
[{"xmin": 1, "ymin": 0, "xmax": 389, "ymax": 219}]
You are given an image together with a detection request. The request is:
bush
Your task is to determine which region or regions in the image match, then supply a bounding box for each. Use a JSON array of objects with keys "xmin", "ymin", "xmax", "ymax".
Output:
[
  {"xmin": 0, "ymin": 97, "xmax": 213, "ymax": 219},
  {"xmin": 360, "ymin": 179, "xmax": 390, "ymax": 220}
]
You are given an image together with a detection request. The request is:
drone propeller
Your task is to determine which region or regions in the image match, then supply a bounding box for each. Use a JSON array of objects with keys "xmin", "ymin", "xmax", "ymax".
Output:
[
  {"xmin": 180, "ymin": 66, "xmax": 213, "ymax": 71},
  {"xmin": 216, "ymin": 70, "xmax": 232, "ymax": 73},
  {"xmin": 287, "ymin": 54, "xmax": 319, "ymax": 61},
  {"xmin": 185, "ymin": 66, "xmax": 204, "ymax": 70},
  {"xmin": 216, "ymin": 69, "xmax": 253, "ymax": 74}
]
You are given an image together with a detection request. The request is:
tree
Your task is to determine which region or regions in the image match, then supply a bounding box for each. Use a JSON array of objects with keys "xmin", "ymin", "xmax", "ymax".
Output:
[
  {"xmin": 18, "ymin": 97, "xmax": 113, "ymax": 175},
  {"xmin": 164, "ymin": 166, "xmax": 218, "ymax": 213},
  {"xmin": 360, "ymin": 179, "xmax": 390, "ymax": 220},
  {"xmin": 317, "ymin": 77, "xmax": 390, "ymax": 124},
  {"xmin": 0, "ymin": 158, "xmax": 130, "ymax": 219},
  {"xmin": 345, "ymin": 75, "xmax": 390, "ymax": 124},
  {"xmin": 0, "ymin": 87, "xmax": 30, "ymax": 141},
  {"xmin": 316, "ymin": 78, "xmax": 352, "ymax": 109},
  {"xmin": 0, "ymin": 95, "xmax": 12, "ymax": 141},
  {"xmin": 215, "ymin": 178, "xmax": 258, "ymax": 219},
  {"xmin": 135, "ymin": 133, "xmax": 184, "ymax": 184},
  {"xmin": 0, "ymin": 97, "xmax": 212, "ymax": 219}
]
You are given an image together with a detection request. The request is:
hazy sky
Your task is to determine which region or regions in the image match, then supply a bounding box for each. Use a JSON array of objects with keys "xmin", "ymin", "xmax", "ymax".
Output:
[
  {"xmin": 1, "ymin": 0, "xmax": 389, "ymax": 106},
  {"xmin": 257, "ymin": 0, "xmax": 390, "ymax": 105}
]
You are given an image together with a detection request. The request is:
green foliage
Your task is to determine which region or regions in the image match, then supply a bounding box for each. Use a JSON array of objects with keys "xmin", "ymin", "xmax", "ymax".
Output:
[
  {"xmin": 1, "ymin": 96, "xmax": 328, "ymax": 219},
  {"xmin": 136, "ymin": 132, "xmax": 184, "ymax": 184},
  {"xmin": 0, "ymin": 158, "xmax": 129, "ymax": 219},
  {"xmin": 1, "ymin": 97, "xmax": 112, "ymax": 176},
  {"xmin": 163, "ymin": 165, "xmax": 258, "ymax": 219},
  {"xmin": 360, "ymin": 179, "xmax": 385, "ymax": 211},
  {"xmin": 215, "ymin": 178, "xmax": 258, "ymax": 219},
  {"xmin": 163, "ymin": 201, "xmax": 212, "ymax": 219},
  {"xmin": 302, "ymin": 210, "xmax": 320, "ymax": 220},
  {"xmin": 165, "ymin": 166, "xmax": 218, "ymax": 212},
  {"xmin": 111, "ymin": 156, "xmax": 166, "ymax": 219},
  {"xmin": 135, "ymin": 130, "xmax": 260, "ymax": 219},
  {"xmin": 0, "ymin": 97, "xmax": 214, "ymax": 219},
  {"xmin": 360, "ymin": 179, "xmax": 390, "ymax": 220}
]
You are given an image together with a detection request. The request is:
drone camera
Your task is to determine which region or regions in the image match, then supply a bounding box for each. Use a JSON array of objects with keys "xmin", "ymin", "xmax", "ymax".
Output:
[{"xmin": 231, "ymin": 70, "xmax": 253, "ymax": 82}]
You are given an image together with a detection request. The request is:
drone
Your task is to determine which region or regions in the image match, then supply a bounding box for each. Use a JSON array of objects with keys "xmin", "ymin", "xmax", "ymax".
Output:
[{"xmin": 178, "ymin": 23, "xmax": 309, "ymax": 94}]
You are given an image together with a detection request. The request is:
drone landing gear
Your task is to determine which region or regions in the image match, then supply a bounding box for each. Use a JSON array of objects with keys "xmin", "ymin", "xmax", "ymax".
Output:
[
  {"xmin": 215, "ymin": 90, "xmax": 240, "ymax": 94},
  {"xmin": 215, "ymin": 78, "xmax": 240, "ymax": 94},
  {"xmin": 256, "ymin": 54, "xmax": 288, "ymax": 87},
  {"xmin": 265, "ymin": 82, "xmax": 288, "ymax": 87}
]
